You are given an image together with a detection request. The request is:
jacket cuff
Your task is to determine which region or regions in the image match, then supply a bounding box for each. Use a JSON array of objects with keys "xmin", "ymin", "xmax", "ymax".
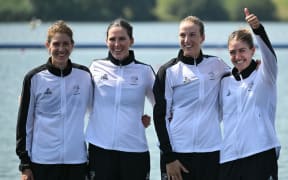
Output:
[
  {"xmin": 252, "ymin": 24, "xmax": 264, "ymax": 34},
  {"xmin": 163, "ymin": 152, "xmax": 177, "ymax": 164}
]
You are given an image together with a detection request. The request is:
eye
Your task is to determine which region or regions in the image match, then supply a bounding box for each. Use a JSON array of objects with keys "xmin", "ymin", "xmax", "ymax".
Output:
[
  {"xmin": 229, "ymin": 50, "xmax": 236, "ymax": 56},
  {"xmin": 179, "ymin": 33, "xmax": 185, "ymax": 39},
  {"xmin": 119, "ymin": 36, "xmax": 127, "ymax": 41},
  {"xmin": 189, "ymin": 32, "xmax": 196, "ymax": 37},
  {"xmin": 239, "ymin": 48, "xmax": 247, "ymax": 53},
  {"xmin": 52, "ymin": 42, "xmax": 60, "ymax": 47}
]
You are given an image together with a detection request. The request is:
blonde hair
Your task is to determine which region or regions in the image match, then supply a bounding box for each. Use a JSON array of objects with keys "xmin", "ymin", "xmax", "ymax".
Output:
[
  {"xmin": 228, "ymin": 28, "xmax": 254, "ymax": 48},
  {"xmin": 47, "ymin": 20, "xmax": 74, "ymax": 44},
  {"xmin": 180, "ymin": 16, "xmax": 205, "ymax": 36}
]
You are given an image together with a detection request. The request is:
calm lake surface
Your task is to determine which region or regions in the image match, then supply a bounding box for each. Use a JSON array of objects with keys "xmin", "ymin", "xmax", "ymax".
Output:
[{"xmin": 0, "ymin": 22, "xmax": 287, "ymax": 179}]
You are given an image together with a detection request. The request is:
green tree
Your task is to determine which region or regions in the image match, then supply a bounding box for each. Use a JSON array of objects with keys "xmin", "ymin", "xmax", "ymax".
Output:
[
  {"xmin": 223, "ymin": 0, "xmax": 277, "ymax": 21},
  {"xmin": 28, "ymin": 0, "xmax": 156, "ymax": 21},
  {"xmin": 154, "ymin": 0, "xmax": 228, "ymax": 21},
  {"xmin": 0, "ymin": 0, "xmax": 33, "ymax": 21}
]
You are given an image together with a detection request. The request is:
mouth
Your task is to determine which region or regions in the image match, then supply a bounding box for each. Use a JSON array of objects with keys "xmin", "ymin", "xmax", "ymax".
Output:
[
  {"xmin": 235, "ymin": 60, "xmax": 244, "ymax": 64},
  {"xmin": 183, "ymin": 45, "xmax": 192, "ymax": 48}
]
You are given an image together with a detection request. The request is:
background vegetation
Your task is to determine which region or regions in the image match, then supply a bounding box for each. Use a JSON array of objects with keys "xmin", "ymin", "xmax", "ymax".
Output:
[{"xmin": 0, "ymin": 0, "xmax": 287, "ymax": 22}]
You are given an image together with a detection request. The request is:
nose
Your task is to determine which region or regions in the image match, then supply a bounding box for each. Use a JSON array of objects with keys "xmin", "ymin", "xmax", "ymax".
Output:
[
  {"xmin": 235, "ymin": 51, "xmax": 242, "ymax": 59},
  {"xmin": 184, "ymin": 36, "xmax": 189, "ymax": 43},
  {"xmin": 114, "ymin": 39, "xmax": 120, "ymax": 46}
]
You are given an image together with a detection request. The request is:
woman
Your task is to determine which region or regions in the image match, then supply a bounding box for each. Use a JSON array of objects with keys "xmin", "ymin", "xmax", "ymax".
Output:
[
  {"xmin": 86, "ymin": 18, "xmax": 155, "ymax": 180},
  {"xmin": 153, "ymin": 16, "xmax": 230, "ymax": 180},
  {"xmin": 219, "ymin": 8, "xmax": 281, "ymax": 180},
  {"xmin": 16, "ymin": 20, "xmax": 93, "ymax": 180}
]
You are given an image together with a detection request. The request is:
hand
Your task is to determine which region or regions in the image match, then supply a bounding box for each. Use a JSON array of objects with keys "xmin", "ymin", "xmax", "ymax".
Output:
[
  {"xmin": 166, "ymin": 160, "xmax": 189, "ymax": 180},
  {"xmin": 142, "ymin": 114, "xmax": 151, "ymax": 128},
  {"xmin": 255, "ymin": 59, "xmax": 261, "ymax": 69},
  {"xmin": 244, "ymin": 8, "xmax": 260, "ymax": 29},
  {"xmin": 21, "ymin": 169, "xmax": 34, "ymax": 180}
]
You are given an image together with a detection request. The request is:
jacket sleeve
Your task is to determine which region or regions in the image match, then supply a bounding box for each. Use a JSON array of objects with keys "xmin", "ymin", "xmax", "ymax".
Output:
[
  {"xmin": 16, "ymin": 73, "xmax": 34, "ymax": 165},
  {"xmin": 145, "ymin": 65, "xmax": 156, "ymax": 106},
  {"xmin": 153, "ymin": 65, "xmax": 176, "ymax": 163},
  {"xmin": 253, "ymin": 24, "xmax": 277, "ymax": 84}
]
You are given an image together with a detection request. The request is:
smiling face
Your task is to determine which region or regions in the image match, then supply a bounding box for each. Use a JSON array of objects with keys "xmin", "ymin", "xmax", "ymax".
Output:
[
  {"xmin": 228, "ymin": 39, "xmax": 255, "ymax": 72},
  {"xmin": 228, "ymin": 29, "xmax": 255, "ymax": 72},
  {"xmin": 46, "ymin": 21, "xmax": 74, "ymax": 69},
  {"xmin": 178, "ymin": 16, "xmax": 205, "ymax": 58},
  {"xmin": 46, "ymin": 32, "xmax": 74, "ymax": 69},
  {"xmin": 106, "ymin": 26, "xmax": 133, "ymax": 61}
]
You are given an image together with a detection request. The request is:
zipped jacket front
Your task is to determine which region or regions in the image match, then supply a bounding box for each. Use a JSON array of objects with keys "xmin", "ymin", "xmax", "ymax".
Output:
[
  {"xmin": 220, "ymin": 25, "xmax": 281, "ymax": 163},
  {"xmin": 16, "ymin": 58, "xmax": 93, "ymax": 164},
  {"xmin": 86, "ymin": 50, "xmax": 155, "ymax": 152},
  {"xmin": 153, "ymin": 50, "xmax": 230, "ymax": 162}
]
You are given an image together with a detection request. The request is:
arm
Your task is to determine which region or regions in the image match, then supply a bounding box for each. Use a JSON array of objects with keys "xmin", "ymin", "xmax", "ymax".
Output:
[
  {"xmin": 153, "ymin": 65, "xmax": 174, "ymax": 162},
  {"xmin": 153, "ymin": 66, "xmax": 189, "ymax": 179},
  {"xmin": 244, "ymin": 8, "xmax": 277, "ymax": 83},
  {"xmin": 16, "ymin": 74, "xmax": 35, "ymax": 177},
  {"xmin": 142, "ymin": 65, "xmax": 156, "ymax": 128}
]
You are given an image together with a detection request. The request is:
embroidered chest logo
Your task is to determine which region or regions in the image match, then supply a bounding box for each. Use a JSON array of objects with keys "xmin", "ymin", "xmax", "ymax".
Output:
[
  {"xmin": 226, "ymin": 89, "xmax": 231, "ymax": 96},
  {"xmin": 101, "ymin": 74, "xmax": 108, "ymax": 80},
  {"xmin": 247, "ymin": 82, "xmax": 254, "ymax": 91},
  {"xmin": 44, "ymin": 88, "xmax": 52, "ymax": 96},
  {"xmin": 208, "ymin": 72, "xmax": 216, "ymax": 80},
  {"xmin": 183, "ymin": 76, "xmax": 191, "ymax": 84},
  {"xmin": 130, "ymin": 76, "xmax": 139, "ymax": 85},
  {"xmin": 72, "ymin": 85, "xmax": 80, "ymax": 95}
]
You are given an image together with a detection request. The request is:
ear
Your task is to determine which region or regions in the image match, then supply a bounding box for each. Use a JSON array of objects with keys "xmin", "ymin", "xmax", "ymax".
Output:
[
  {"xmin": 45, "ymin": 41, "xmax": 50, "ymax": 48},
  {"xmin": 251, "ymin": 46, "xmax": 256, "ymax": 56},
  {"xmin": 201, "ymin": 34, "xmax": 205, "ymax": 43},
  {"xmin": 130, "ymin": 37, "xmax": 134, "ymax": 46},
  {"xmin": 45, "ymin": 41, "xmax": 51, "ymax": 54},
  {"xmin": 105, "ymin": 38, "xmax": 109, "ymax": 47}
]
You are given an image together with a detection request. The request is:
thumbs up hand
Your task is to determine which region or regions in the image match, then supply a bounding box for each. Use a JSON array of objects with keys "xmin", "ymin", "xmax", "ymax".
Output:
[{"xmin": 244, "ymin": 8, "xmax": 260, "ymax": 29}]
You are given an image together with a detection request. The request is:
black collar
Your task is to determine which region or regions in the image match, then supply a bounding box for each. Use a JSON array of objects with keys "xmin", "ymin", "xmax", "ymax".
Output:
[
  {"xmin": 232, "ymin": 60, "xmax": 257, "ymax": 81},
  {"xmin": 178, "ymin": 49, "xmax": 203, "ymax": 65},
  {"xmin": 47, "ymin": 57, "xmax": 72, "ymax": 77},
  {"xmin": 108, "ymin": 50, "xmax": 134, "ymax": 66}
]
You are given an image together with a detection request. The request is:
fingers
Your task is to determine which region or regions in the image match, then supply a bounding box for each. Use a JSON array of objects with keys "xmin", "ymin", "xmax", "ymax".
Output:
[
  {"xmin": 180, "ymin": 163, "xmax": 189, "ymax": 173},
  {"xmin": 169, "ymin": 174, "xmax": 183, "ymax": 180},
  {"xmin": 167, "ymin": 160, "xmax": 189, "ymax": 180},
  {"xmin": 244, "ymin": 8, "xmax": 250, "ymax": 17},
  {"xmin": 142, "ymin": 114, "xmax": 151, "ymax": 128},
  {"xmin": 244, "ymin": 7, "xmax": 260, "ymax": 29}
]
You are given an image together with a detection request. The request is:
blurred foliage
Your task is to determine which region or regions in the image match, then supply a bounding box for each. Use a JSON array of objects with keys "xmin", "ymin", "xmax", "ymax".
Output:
[
  {"xmin": 0, "ymin": 0, "xmax": 33, "ymax": 21},
  {"xmin": 273, "ymin": 0, "xmax": 288, "ymax": 20},
  {"xmin": 154, "ymin": 0, "xmax": 228, "ymax": 21},
  {"xmin": 0, "ymin": 0, "xmax": 287, "ymax": 22},
  {"xmin": 223, "ymin": 0, "xmax": 277, "ymax": 21}
]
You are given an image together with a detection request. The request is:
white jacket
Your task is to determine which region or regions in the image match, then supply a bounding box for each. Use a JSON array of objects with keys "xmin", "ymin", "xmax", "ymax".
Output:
[
  {"xmin": 86, "ymin": 50, "xmax": 155, "ymax": 152},
  {"xmin": 16, "ymin": 58, "xmax": 93, "ymax": 164},
  {"xmin": 220, "ymin": 25, "xmax": 281, "ymax": 163}
]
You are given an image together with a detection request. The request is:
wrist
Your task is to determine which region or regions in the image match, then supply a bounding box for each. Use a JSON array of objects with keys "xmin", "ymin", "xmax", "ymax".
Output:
[{"xmin": 19, "ymin": 163, "xmax": 31, "ymax": 172}]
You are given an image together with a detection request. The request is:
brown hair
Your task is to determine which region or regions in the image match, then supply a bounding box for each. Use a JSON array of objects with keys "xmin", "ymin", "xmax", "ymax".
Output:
[
  {"xmin": 228, "ymin": 28, "xmax": 254, "ymax": 49},
  {"xmin": 106, "ymin": 18, "xmax": 133, "ymax": 39},
  {"xmin": 180, "ymin": 16, "xmax": 205, "ymax": 36},
  {"xmin": 47, "ymin": 20, "xmax": 74, "ymax": 44}
]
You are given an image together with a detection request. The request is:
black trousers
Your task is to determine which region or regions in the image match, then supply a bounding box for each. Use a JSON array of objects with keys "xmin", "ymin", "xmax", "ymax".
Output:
[
  {"xmin": 88, "ymin": 143, "xmax": 150, "ymax": 180},
  {"xmin": 219, "ymin": 148, "xmax": 278, "ymax": 180},
  {"xmin": 31, "ymin": 162, "xmax": 87, "ymax": 180},
  {"xmin": 160, "ymin": 151, "xmax": 220, "ymax": 180}
]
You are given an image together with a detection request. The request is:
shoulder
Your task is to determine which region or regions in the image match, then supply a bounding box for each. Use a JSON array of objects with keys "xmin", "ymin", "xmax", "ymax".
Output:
[
  {"xmin": 158, "ymin": 58, "xmax": 178, "ymax": 72},
  {"xmin": 24, "ymin": 64, "xmax": 47, "ymax": 81},
  {"xmin": 133, "ymin": 59, "xmax": 155, "ymax": 73},
  {"xmin": 72, "ymin": 63, "xmax": 90, "ymax": 73},
  {"xmin": 204, "ymin": 55, "xmax": 226, "ymax": 64}
]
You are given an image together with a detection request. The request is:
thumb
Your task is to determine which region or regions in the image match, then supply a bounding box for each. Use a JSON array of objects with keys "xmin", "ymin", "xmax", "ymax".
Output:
[
  {"xmin": 244, "ymin": 8, "xmax": 250, "ymax": 17},
  {"xmin": 179, "ymin": 163, "xmax": 189, "ymax": 173}
]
